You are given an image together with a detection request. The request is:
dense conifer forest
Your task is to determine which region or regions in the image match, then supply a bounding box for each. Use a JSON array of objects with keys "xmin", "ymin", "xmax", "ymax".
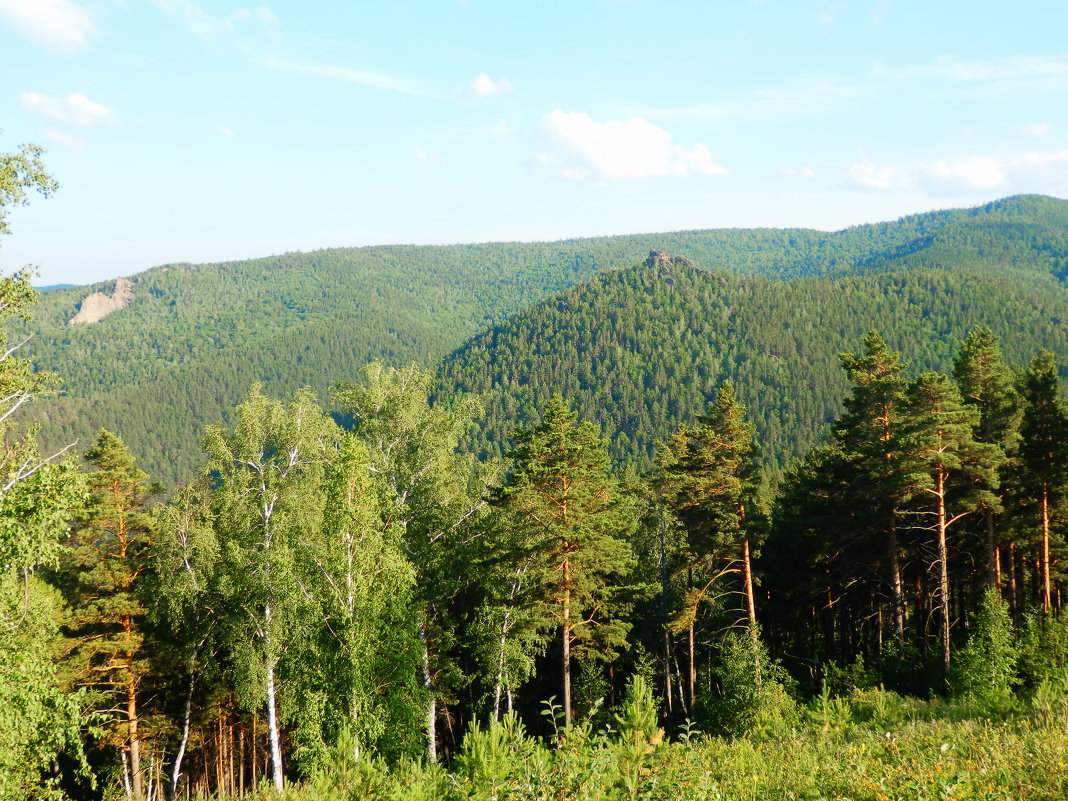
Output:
[
  {"xmin": 19, "ymin": 193, "xmax": 1068, "ymax": 485},
  {"xmin": 5, "ymin": 148, "xmax": 1068, "ymax": 799}
]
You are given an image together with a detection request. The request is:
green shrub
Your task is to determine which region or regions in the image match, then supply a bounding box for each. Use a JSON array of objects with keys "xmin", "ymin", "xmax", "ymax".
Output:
[
  {"xmin": 700, "ymin": 628, "xmax": 798, "ymax": 739},
  {"xmin": 1017, "ymin": 609, "xmax": 1068, "ymax": 694},
  {"xmin": 951, "ymin": 589, "xmax": 1017, "ymax": 710}
]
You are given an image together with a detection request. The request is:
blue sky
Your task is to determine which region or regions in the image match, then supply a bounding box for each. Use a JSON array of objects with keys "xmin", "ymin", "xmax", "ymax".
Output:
[{"xmin": 1, "ymin": 0, "xmax": 1067, "ymax": 286}]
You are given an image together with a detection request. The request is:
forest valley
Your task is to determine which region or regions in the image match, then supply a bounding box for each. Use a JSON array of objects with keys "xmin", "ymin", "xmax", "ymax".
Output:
[{"xmin": 5, "ymin": 262, "xmax": 1068, "ymax": 799}]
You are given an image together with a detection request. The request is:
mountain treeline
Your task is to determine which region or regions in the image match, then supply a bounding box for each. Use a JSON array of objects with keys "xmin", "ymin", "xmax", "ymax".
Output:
[{"xmin": 20, "ymin": 194, "xmax": 1068, "ymax": 485}]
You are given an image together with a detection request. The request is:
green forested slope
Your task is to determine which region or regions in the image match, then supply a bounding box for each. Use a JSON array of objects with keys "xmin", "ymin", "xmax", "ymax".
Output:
[
  {"xmin": 437, "ymin": 251, "xmax": 1068, "ymax": 472},
  {"xmin": 20, "ymin": 194, "xmax": 1068, "ymax": 483}
]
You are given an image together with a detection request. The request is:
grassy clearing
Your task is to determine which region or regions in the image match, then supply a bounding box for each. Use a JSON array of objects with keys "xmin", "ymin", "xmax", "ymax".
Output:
[{"xmin": 216, "ymin": 687, "xmax": 1068, "ymax": 801}]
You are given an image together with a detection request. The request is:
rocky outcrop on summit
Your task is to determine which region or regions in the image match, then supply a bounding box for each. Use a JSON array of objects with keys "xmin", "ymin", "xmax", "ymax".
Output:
[
  {"xmin": 69, "ymin": 277, "xmax": 134, "ymax": 325},
  {"xmin": 645, "ymin": 250, "xmax": 696, "ymax": 272}
]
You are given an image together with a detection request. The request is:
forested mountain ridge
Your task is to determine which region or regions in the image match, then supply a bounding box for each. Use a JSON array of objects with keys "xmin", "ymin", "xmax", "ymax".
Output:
[
  {"xmin": 438, "ymin": 246, "xmax": 1068, "ymax": 472},
  {"xmin": 19, "ymin": 193, "xmax": 1068, "ymax": 484}
]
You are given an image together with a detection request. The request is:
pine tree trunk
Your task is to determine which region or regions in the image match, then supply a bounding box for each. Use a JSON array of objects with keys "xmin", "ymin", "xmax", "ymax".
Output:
[
  {"xmin": 1008, "ymin": 543, "xmax": 1019, "ymax": 622},
  {"xmin": 888, "ymin": 515, "xmax": 906, "ymax": 645},
  {"xmin": 1042, "ymin": 483, "xmax": 1052, "ymax": 613},
  {"xmin": 742, "ymin": 538, "xmax": 761, "ymax": 686},
  {"xmin": 562, "ymin": 558, "xmax": 572, "ymax": 728},
  {"xmin": 265, "ymin": 660, "xmax": 284, "ymax": 795},
  {"xmin": 687, "ymin": 621, "xmax": 696, "ymax": 712},
  {"xmin": 663, "ymin": 629, "xmax": 673, "ymax": 716},
  {"xmin": 936, "ymin": 471, "xmax": 952, "ymax": 680},
  {"xmin": 985, "ymin": 508, "xmax": 998, "ymax": 589},
  {"xmin": 127, "ymin": 678, "xmax": 143, "ymax": 799},
  {"xmin": 742, "ymin": 538, "xmax": 757, "ymax": 631}
]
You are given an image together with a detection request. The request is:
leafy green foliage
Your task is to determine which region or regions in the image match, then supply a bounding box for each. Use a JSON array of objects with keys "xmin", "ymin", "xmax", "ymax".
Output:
[{"xmin": 951, "ymin": 590, "xmax": 1017, "ymax": 707}]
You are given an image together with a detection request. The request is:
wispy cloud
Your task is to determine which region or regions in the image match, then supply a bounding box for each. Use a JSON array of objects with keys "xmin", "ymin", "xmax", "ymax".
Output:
[
  {"xmin": 149, "ymin": 0, "xmax": 278, "ymax": 37},
  {"xmin": 843, "ymin": 148, "xmax": 1068, "ymax": 196},
  {"xmin": 625, "ymin": 76, "xmax": 867, "ymax": 121},
  {"xmin": 233, "ymin": 6, "xmax": 278, "ymax": 25},
  {"xmin": 262, "ymin": 59, "xmax": 438, "ymax": 98},
  {"xmin": 843, "ymin": 159, "xmax": 910, "ymax": 191},
  {"xmin": 882, "ymin": 54, "xmax": 1068, "ymax": 90},
  {"xmin": 484, "ymin": 119, "xmax": 514, "ymax": 138},
  {"xmin": 0, "ymin": 0, "xmax": 94, "ymax": 51},
  {"xmin": 470, "ymin": 73, "xmax": 513, "ymax": 99},
  {"xmin": 919, "ymin": 155, "xmax": 1007, "ymax": 195},
  {"xmin": 213, "ymin": 123, "xmax": 236, "ymax": 138},
  {"xmin": 535, "ymin": 109, "xmax": 727, "ymax": 183},
  {"xmin": 147, "ymin": 0, "xmax": 235, "ymax": 37},
  {"xmin": 20, "ymin": 91, "xmax": 117, "ymax": 126},
  {"xmin": 1020, "ymin": 122, "xmax": 1053, "ymax": 137},
  {"xmin": 41, "ymin": 127, "xmax": 89, "ymax": 152}
]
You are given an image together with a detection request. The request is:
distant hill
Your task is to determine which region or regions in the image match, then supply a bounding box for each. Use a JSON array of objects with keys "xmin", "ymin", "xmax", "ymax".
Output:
[
  {"xmin": 35, "ymin": 283, "xmax": 79, "ymax": 292},
  {"xmin": 437, "ymin": 245, "xmax": 1068, "ymax": 473},
  {"xmin": 17, "ymin": 194, "xmax": 1068, "ymax": 484}
]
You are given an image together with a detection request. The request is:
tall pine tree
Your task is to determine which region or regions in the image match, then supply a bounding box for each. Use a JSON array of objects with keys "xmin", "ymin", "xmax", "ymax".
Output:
[
  {"xmin": 904, "ymin": 372, "xmax": 1002, "ymax": 679},
  {"xmin": 1018, "ymin": 351, "xmax": 1068, "ymax": 613},
  {"xmin": 491, "ymin": 396, "xmax": 639, "ymax": 726},
  {"xmin": 953, "ymin": 326, "xmax": 1021, "ymax": 589},
  {"xmin": 56, "ymin": 430, "xmax": 159, "ymax": 799}
]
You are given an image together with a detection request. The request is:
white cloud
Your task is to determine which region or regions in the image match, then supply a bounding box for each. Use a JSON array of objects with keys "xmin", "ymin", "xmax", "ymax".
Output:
[
  {"xmin": 536, "ymin": 109, "xmax": 727, "ymax": 183},
  {"xmin": 841, "ymin": 148, "xmax": 1068, "ymax": 198},
  {"xmin": 781, "ymin": 166, "xmax": 817, "ymax": 179},
  {"xmin": 0, "ymin": 0, "xmax": 94, "ymax": 51},
  {"xmin": 484, "ymin": 119, "xmax": 514, "ymax": 138},
  {"xmin": 919, "ymin": 156, "xmax": 1007, "ymax": 194},
  {"xmin": 234, "ymin": 6, "xmax": 277, "ymax": 24},
  {"xmin": 843, "ymin": 159, "xmax": 910, "ymax": 191},
  {"xmin": 470, "ymin": 73, "xmax": 512, "ymax": 99},
  {"xmin": 1020, "ymin": 122, "xmax": 1053, "ymax": 137},
  {"xmin": 20, "ymin": 91, "xmax": 117, "ymax": 126},
  {"xmin": 41, "ymin": 127, "xmax": 88, "ymax": 152},
  {"xmin": 214, "ymin": 123, "xmax": 236, "ymax": 138},
  {"xmin": 262, "ymin": 59, "xmax": 435, "ymax": 97},
  {"xmin": 413, "ymin": 147, "xmax": 432, "ymax": 162},
  {"xmin": 1007, "ymin": 150, "xmax": 1068, "ymax": 189}
]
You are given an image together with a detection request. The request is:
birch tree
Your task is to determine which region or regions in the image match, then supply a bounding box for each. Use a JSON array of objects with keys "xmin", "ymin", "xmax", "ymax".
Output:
[
  {"xmin": 204, "ymin": 386, "xmax": 336, "ymax": 794},
  {"xmin": 0, "ymin": 145, "xmax": 86, "ymax": 801},
  {"xmin": 296, "ymin": 433, "xmax": 419, "ymax": 765},
  {"xmin": 334, "ymin": 362, "xmax": 489, "ymax": 761}
]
